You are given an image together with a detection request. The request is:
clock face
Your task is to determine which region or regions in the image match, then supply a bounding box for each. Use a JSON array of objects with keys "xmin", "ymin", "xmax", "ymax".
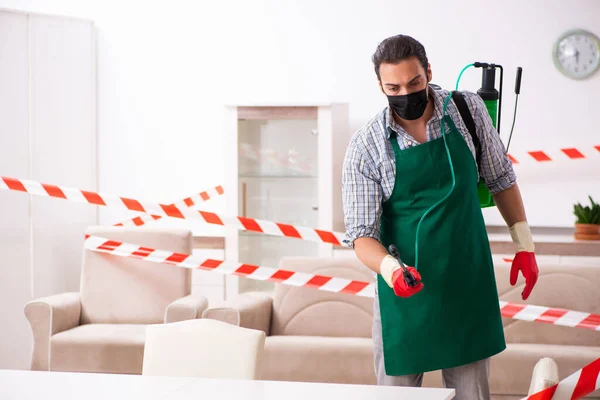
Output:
[{"xmin": 553, "ymin": 30, "xmax": 600, "ymax": 79}]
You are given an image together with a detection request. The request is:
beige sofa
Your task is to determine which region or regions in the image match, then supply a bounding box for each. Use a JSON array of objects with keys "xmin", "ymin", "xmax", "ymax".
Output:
[
  {"xmin": 203, "ymin": 255, "xmax": 600, "ymax": 399},
  {"xmin": 24, "ymin": 226, "xmax": 208, "ymax": 374}
]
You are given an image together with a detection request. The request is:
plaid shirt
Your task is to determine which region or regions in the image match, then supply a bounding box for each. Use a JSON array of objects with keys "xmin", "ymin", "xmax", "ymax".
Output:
[{"xmin": 342, "ymin": 85, "xmax": 516, "ymax": 247}]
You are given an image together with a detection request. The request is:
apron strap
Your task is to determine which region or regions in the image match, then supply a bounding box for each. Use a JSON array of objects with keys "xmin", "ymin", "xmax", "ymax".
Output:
[{"xmin": 442, "ymin": 115, "xmax": 459, "ymax": 135}]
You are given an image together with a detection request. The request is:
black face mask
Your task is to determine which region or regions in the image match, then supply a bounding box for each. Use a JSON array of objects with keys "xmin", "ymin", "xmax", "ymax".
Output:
[{"xmin": 387, "ymin": 87, "xmax": 429, "ymax": 121}]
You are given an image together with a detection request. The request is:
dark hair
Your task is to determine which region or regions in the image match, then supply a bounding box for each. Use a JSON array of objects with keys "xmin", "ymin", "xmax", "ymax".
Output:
[{"xmin": 372, "ymin": 34, "xmax": 428, "ymax": 80}]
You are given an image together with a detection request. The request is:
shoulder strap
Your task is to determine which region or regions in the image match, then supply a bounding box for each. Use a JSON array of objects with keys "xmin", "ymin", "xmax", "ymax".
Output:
[{"xmin": 451, "ymin": 91, "xmax": 481, "ymax": 171}]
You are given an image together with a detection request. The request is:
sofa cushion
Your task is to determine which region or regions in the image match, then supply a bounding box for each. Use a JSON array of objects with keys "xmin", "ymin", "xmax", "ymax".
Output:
[
  {"xmin": 262, "ymin": 335, "xmax": 376, "ymax": 385},
  {"xmin": 50, "ymin": 324, "xmax": 148, "ymax": 374},
  {"xmin": 80, "ymin": 226, "xmax": 192, "ymax": 324},
  {"xmin": 271, "ymin": 257, "xmax": 375, "ymax": 337},
  {"xmin": 490, "ymin": 343, "xmax": 600, "ymax": 398}
]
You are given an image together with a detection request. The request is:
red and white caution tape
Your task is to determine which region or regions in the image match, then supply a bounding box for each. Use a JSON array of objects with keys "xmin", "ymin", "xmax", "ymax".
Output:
[
  {"xmin": 113, "ymin": 185, "xmax": 224, "ymax": 227},
  {"xmin": 84, "ymin": 235, "xmax": 600, "ymax": 331},
  {"xmin": 507, "ymin": 145, "xmax": 600, "ymax": 165},
  {"xmin": 500, "ymin": 301, "xmax": 600, "ymax": 331},
  {"xmin": 4, "ymin": 175, "xmax": 600, "ymax": 332},
  {"xmin": 523, "ymin": 357, "xmax": 600, "ymax": 400},
  {"xmin": 0, "ymin": 176, "xmax": 346, "ymax": 246},
  {"xmin": 84, "ymin": 235, "xmax": 371, "ymax": 296}
]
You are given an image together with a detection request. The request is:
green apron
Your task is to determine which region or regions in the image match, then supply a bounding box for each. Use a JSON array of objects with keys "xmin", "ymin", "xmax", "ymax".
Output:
[{"xmin": 377, "ymin": 115, "xmax": 506, "ymax": 376}]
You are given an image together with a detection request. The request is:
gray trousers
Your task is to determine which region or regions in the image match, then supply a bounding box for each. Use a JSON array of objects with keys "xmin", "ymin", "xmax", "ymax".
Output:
[{"xmin": 373, "ymin": 293, "xmax": 491, "ymax": 400}]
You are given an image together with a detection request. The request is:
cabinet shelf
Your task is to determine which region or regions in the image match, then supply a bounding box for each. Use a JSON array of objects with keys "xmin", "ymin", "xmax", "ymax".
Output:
[{"xmin": 225, "ymin": 103, "xmax": 350, "ymax": 300}]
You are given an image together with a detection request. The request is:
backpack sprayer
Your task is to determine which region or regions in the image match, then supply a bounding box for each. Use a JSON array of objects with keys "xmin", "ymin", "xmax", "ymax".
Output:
[{"xmin": 472, "ymin": 62, "xmax": 523, "ymax": 208}]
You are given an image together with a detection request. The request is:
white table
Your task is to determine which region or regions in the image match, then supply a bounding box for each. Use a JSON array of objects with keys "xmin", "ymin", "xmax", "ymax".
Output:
[{"xmin": 0, "ymin": 370, "xmax": 455, "ymax": 400}]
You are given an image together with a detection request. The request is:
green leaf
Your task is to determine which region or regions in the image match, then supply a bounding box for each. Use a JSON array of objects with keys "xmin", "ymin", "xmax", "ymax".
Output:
[{"xmin": 573, "ymin": 196, "xmax": 600, "ymax": 225}]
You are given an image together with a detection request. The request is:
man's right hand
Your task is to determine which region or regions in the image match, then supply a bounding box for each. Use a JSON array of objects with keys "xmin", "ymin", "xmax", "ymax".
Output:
[{"xmin": 379, "ymin": 255, "xmax": 424, "ymax": 298}]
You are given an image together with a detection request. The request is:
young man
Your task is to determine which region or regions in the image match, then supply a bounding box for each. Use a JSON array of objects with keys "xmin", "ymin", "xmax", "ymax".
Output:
[{"xmin": 341, "ymin": 34, "xmax": 539, "ymax": 399}]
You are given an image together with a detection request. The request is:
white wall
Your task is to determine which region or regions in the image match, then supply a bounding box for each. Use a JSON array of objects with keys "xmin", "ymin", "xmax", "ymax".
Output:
[{"xmin": 0, "ymin": 0, "xmax": 598, "ymax": 230}]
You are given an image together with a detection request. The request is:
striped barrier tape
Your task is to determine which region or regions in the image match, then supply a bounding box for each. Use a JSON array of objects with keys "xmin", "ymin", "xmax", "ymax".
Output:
[
  {"xmin": 499, "ymin": 301, "xmax": 600, "ymax": 331},
  {"xmin": 4, "ymin": 175, "xmax": 599, "ymax": 331},
  {"xmin": 83, "ymin": 235, "xmax": 372, "ymax": 297},
  {"xmin": 113, "ymin": 185, "xmax": 224, "ymax": 227},
  {"xmin": 524, "ymin": 357, "xmax": 600, "ymax": 400},
  {"xmin": 0, "ymin": 176, "xmax": 346, "ymax": 246},
  {"xmin": 84, "ymin": 235, "xmax": 600, "ymax": 332},
  {"xmin": 508, "ymin": 145, "xmax": 600, "ymax": 164}
]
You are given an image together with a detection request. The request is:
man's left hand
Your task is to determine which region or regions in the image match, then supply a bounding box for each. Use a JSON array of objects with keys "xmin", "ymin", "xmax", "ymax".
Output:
[{"xmin": 509, "ymin": 221, "xmax": 539, "ymax": 300}]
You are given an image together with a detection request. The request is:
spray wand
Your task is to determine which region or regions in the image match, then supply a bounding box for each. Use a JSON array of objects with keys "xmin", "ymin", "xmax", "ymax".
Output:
[
  {"xmin": 387, "ymin": 244, "xmax": 419, "ymax": 288},
  {"xmin": 506, "ymin": 67, "xmax": 523, "ymax": 152}
]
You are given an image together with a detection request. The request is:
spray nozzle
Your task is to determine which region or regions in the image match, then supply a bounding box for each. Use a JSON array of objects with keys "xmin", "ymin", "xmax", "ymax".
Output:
[
  {"xmin": 388, "ymin": 245, "xmax": 419, "ymax": 288},
  {"xmin": 514, "ymin": 67, "xmax": 523, "ymax": 95}
]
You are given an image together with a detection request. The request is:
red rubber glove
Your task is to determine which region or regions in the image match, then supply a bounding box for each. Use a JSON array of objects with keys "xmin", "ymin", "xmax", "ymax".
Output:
[
  {"xmin": 391, "ymin": 266, "xmax": 424, "ymax": 298},
  {"xmin": 380, "ymin": 255, "xmax": 424, "ymax": 298},
  {"xmin": 510, "ymin": 252, "xmax": 538, "ymax": 300},
  {"xmin": 509, "ymin": 221, "xmax": 539, "ymax": 300}
]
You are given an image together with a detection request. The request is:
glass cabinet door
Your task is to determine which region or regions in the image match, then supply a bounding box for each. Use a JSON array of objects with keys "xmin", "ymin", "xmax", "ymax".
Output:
[{"xmin": 237, "ymin": 118, "xmax": 319, "ymax": 293}]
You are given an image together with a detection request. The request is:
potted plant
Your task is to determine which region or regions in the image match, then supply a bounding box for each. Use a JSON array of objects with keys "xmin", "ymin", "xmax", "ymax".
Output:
[{"xmin": 573, "ymin": 196, "xmax": 600, "ymax": 240}]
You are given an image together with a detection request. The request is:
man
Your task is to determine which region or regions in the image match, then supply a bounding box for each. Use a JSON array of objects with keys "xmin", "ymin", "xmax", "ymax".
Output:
[{"xmin": 341, "ymin": 34, "xmax": 539, "ymax": 399}]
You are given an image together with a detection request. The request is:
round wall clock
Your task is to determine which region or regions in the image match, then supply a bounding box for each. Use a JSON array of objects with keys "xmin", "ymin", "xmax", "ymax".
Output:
[{"xmin": 553, "ymin": 29, "xmax": 600, "ymax": 80}]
